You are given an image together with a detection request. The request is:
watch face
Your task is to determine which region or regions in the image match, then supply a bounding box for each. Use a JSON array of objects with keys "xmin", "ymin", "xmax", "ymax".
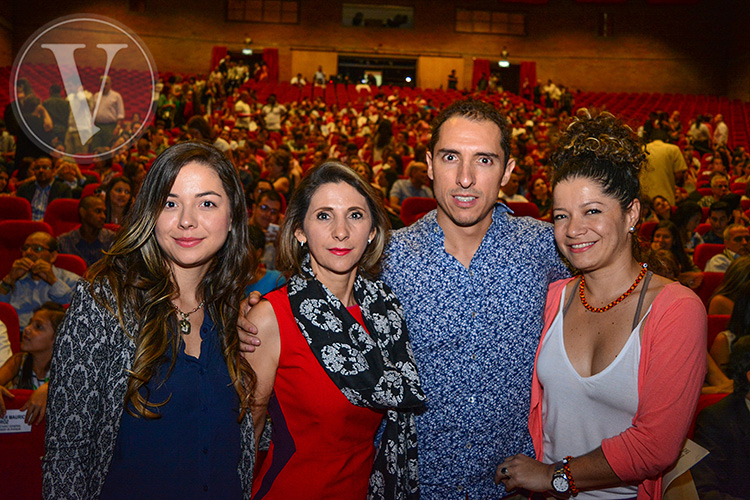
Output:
[{"xmin": 552, "ymin": 475, "xmax": 569, "ymax": 493}]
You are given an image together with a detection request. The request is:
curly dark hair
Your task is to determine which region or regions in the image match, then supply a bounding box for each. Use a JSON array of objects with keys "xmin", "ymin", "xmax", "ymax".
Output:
[{"xmin": 551, "ymin": 110, "xmax": 647, "ymax": 212}]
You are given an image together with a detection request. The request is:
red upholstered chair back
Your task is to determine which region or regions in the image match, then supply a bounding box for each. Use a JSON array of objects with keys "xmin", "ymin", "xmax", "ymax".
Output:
[
  {"xmin": 694, "ymin": 272, "xmax": 725, "ymax": 310},
  {"xmin": 506, "ymin": 201, "xmax": 540, "ymax": 219},
  {"xmin": 0, "ymin": 389, "xmax": 45, "ymax": 500},
  {"xmin": 0, "ymin": 220, "xmax": 53, "ymax": 277},
  {"xmin": 80, "ymin": 182, "xmax": 101, "ymax": 199},
  {"xmin": 695, "ymin": 223, "xmax": 711, "ymax": 236},
  {"xmin": 0, "ymin": 196, "xmax": 32, "ymax": 221},
  {"xmin": 638, "ymin": 221, "xmax": 658, "ymax": 244},
  {"xmin": 54, "ymin": 253, "xmax": 87, "ymax": 278},
  {"xmin": 687, "ymin": 392, "xmax": 729, "ymax": 439},
  {"xmin": 400, "ymin": 197, "xmax": 437, "ymax": 226},
  {"xmin": 43, "ymin": 198, "xmax": 80, "ymax": 236},
  {"xmin": 706, "ymin": 314, "xmax": 731, "ymax": 348},
  {"xmin": 693, "ymin": 243, "xmax": 725, "ymax": 271},
  {"xmin": 0, "ymin": 302, "xmax": 20, "ymax": 354},
  {"xmin": 701, "ymin": 206, "xmax": 710, "ymax": 222}
]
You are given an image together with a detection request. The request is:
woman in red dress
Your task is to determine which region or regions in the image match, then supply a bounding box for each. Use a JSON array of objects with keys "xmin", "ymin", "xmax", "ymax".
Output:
[{"xmin": 246, "ymin": 161, "xmax": 425, "ymax": 500}]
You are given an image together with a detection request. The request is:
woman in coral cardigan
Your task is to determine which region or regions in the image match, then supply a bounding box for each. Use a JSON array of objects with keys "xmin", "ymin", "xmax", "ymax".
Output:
[{"xmin": 495, "ymin": 112, "xmax": 706, "ymax": 499}]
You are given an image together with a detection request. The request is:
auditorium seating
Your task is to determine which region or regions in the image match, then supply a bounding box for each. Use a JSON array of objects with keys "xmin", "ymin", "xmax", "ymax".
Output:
[
  {"xmin": 505, "ymin": 201, "xmax": 540, "ymax": 219},
  {"xmin": 0, "ymin": 389, "xmax": 45, "ymax": 500},
  {"xmin": 0, "ymin": 196, "xmax": 32, "ymax": 221},
  {"xmin": 639, "ymin": 221, "xmax": 658, "ymax": 243},
  {"xmin": 693, "ymin": 243, "xmax": 725, "ymax": 270},
  {"xmin": 574, "ymin": 91, "xmax": 750, "ymax": 150},
  {"xmin": 43, "ymin": 199, "xmax": 80, "ymax": 236},
  {"xmin": 5, "ymin": 63, "xmax": 152, "ymax": 122},
  {"xmin": 400, "ymin": 197, "xmax": 436, "ymax": 226},
  {"xmin": 0, "ymin": 302, "xmax": 20, "ymax": 354},
  {"xmin": 694, "ymin": 272, "xmax": 725, "ymax": 310},
  {"xmin": 55, "ymin": 253, "xmax": 87, "ymax": 277}
]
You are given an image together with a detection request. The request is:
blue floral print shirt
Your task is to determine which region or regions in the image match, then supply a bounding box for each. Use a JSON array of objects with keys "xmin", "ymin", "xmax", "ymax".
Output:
[{"xmin": 382, "ymin": 204, "xmax": 569, "ymax": 499}]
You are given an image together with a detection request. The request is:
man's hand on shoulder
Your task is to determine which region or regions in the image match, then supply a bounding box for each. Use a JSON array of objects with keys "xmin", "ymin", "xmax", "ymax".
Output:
[{"xmin": 238, "ymin": 291, "xmax": 262, "ymax": 352}]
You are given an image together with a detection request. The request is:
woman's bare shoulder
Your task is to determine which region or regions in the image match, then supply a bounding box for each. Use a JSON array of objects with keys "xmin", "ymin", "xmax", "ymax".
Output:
[
  {"xmin": 708, "ymin": 294, "xmax": 734, "ymax": 315},
  {"xmin": 246, "ymin": 299, "xmax": 280, "ymax": 345}
]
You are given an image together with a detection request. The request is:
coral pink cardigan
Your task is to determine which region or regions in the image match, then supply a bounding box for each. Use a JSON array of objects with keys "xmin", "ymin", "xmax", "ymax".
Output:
[{"xmin": 529, "ymin": 278, "xmax": 707, "ymax": 499}]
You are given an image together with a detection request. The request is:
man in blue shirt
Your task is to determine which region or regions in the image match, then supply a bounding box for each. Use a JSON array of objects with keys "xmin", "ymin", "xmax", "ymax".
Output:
[
  {"xmin": 0, "ymin": 232, "xmax": 80, "ymax": 327},
  {"xmin": 389, "ymin": 161, "xmax": 434, "ymax": 212},
  {"xmin": 240, "ymin": 99, "xmax": 567, "ymax": 499},
  {"xmin": 382, "ymin": 100, "xmax": 568, "ymax": 499}
]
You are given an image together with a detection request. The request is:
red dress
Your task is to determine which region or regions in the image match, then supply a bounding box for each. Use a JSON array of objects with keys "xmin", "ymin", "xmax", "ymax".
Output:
[{"xmin": 251, "ymin": 287, "xmax": 385, "ymax": 500}]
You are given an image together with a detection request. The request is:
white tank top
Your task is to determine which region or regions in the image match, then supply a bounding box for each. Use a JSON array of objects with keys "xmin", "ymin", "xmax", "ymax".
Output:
[{"xmin": 538, "ymin": 285, "xmax": 651, "ymax": 499}]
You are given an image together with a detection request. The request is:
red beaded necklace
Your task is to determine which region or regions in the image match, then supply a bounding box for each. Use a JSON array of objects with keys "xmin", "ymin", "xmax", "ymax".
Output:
[{"xmin": 579, "ymin": 264, "xmax": 648, "ymax": 313}]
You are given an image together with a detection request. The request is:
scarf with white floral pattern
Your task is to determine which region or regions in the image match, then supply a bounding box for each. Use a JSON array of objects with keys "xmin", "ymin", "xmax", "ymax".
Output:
[{"xmin": 287, "ymin": 255, "xmax": 426, "ymax": 500}]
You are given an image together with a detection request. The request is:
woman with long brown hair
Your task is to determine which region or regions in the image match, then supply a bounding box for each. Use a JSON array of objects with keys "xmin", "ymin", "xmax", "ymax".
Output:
[{"xmin": 43, "ymin": 142, "xmax": 255, "ymax": 499}]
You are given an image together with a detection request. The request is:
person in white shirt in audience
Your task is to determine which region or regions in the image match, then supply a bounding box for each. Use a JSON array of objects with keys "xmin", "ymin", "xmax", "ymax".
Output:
[
  {"xmin": 705, "ymin": 224, "xmax": 750, "ymax": 272},
  {"xmin": 498, "ymin": 171, "xmax": 529, "ymax": 203},
  {"xmin": 389, "ymin": 161, "xmax": 433, "ymax": 212}
]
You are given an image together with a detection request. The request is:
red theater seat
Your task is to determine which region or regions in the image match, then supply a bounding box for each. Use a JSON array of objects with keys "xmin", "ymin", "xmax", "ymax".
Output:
[
  {"xmin": 55, "ymin": 253, "xmax": 87, "ymax": 277},
  {"xmin": 693, "ymin": 243, "xmax": 725, "ymax": 271},
  {"xmin": 0, "ymin": 197, "xmax": 32, "ymax": 221},
  {"xmin": 400, "ymin": 197, "xmax": 437, "ymax": 226},
  {"xmin": 0, "ymin": 389, "xmax": 45, "ymax": 500},
  {"xmin": 43, "ymin": 199, "xmax": 80, "ymax": 236},
  {"xmin": 0, "ymin": 302, "xmax": 20, "ymax": 354}
]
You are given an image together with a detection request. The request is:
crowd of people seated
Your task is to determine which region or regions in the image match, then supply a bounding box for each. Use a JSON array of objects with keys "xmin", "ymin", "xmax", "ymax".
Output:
[{"xmin": 1, "ymin": 64, "xmax": 750, "ymax": 498}]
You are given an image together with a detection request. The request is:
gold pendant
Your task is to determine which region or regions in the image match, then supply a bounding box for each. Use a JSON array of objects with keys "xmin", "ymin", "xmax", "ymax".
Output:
[{"xmin": 179, "ymin": 318, "xmax": 191, "ymax": 335}]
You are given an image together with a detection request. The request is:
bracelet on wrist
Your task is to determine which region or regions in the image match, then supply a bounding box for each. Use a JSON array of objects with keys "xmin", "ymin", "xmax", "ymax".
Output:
[{"xmin": 563, "ymin": 456, "xmax": 580, "ymax": 496}]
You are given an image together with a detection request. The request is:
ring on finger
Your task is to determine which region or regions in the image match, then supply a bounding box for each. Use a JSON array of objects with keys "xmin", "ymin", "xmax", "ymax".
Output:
[{"xmin": 501, "ymin": 467, "xmax": 510, "ymax": 478}]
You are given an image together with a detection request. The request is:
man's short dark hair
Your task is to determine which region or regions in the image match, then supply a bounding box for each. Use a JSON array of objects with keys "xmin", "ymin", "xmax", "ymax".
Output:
[
  {"xmin": 428, "ymin": 99, "xmax": 511, "ymax": 165},
  {"xmin": 730, "ymin": 336, "xmax": 750, "ymax": 395},
  {"xmin": 256, "ymin": 189, "xmax": 283, "ymax": 206},
  {"xmin": 78, "ymin": 195, "xmax": 102, "ymax": 215},
  {"xmin": 709, "ymin": 201, "xmax": 730, "ymax": 218}
]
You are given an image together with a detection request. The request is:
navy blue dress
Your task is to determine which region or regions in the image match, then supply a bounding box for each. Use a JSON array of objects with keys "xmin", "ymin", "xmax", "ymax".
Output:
[{"xmin": 100, "ymin": 314, "xmax": 243, "ymax": 499}]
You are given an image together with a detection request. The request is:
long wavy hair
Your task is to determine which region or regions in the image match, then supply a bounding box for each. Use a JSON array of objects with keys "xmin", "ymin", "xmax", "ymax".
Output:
[
  {"xmin": 103, "ymin": 175, "xmax": 134, "ymax": 224},
  {"xmin": 652, "ymin": 220, "xmax": 692, "ymax": 273},
  {"xmin": 710, "ymin": 256, "xmax": 750, "ymax": 307},
  {"xmin": 88, "ymin": 142, "xmax": 254, "ymax": 418},
  {"xmin": 17, "ymin": 302, "xmax": 65, "ymax": 390}
]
